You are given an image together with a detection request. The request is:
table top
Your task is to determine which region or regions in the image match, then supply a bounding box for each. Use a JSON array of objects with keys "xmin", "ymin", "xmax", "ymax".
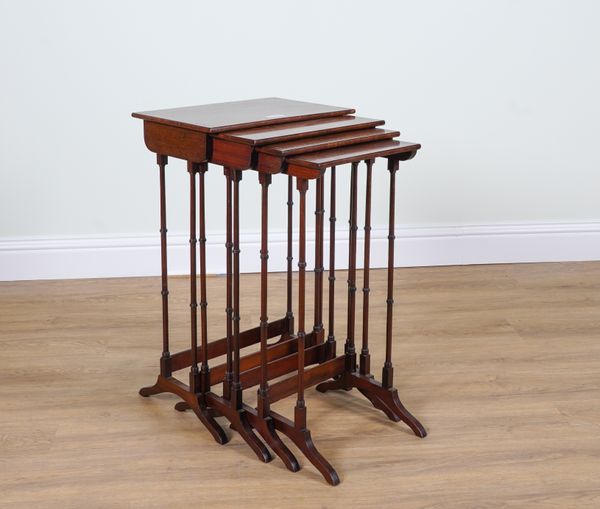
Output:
[
  {"xmin": 216, "ymin": 116, "xmax": 384, "ymax": 146},
  {"xmin": 132, "ymin": 97, "xmax": 354, "ymax": 133},
  {"xmin": 287, "ymin": 140, "xmax": 421, "ymax": 170},
  {"xmin": 257, "ymin": 128, "xmax": 400, "ymax": 157}
]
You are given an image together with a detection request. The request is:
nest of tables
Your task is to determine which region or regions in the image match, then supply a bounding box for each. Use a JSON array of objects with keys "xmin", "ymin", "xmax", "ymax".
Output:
[{"xmin": 132, "ymin": 98, "xmax": 426, "ymax": 485}]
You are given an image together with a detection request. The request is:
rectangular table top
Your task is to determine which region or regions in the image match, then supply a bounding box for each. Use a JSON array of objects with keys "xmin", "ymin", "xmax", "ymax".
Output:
[
  {"xmin": 216, "ymin": 116, "xmax": 384, "ymax": 146},
  {"xmin": 132, "ymin": 97, "xmax": 354, "ymax": 134},
  {"xmin": 257, "ymin": 128, "xmax": 399, "ymax": 157},
  {"xmin": 287, "ymin": 140, "xmax": 421, "ymax": 170}
]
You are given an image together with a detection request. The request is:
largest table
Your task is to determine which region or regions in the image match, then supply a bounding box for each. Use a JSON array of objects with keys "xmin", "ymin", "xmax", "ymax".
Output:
[{"xmin": 132, "ymin": 98, "xmax": 426, "ymax": 485}]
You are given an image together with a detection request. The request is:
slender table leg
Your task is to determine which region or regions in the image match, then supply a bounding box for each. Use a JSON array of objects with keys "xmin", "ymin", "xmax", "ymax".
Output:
[
  {"xmin": 316, "ymin": 159, "xmax": 426, "ymax": 438},
  {"xmin": 345, "ymin": 162, "xmax": 359, "ymax": 374},
  {"xmin": 257, "ymin": 172, "xmax": 272, "ymax": 419},
  {"xmin": 316, "ymin": 163, "xmax": 358, "ymax": 392},
  {"xmin": 312, "ymin": 174, "xmax": 325, "ymax": 343},
  {"xmin": 359, "ymin": 159, "xmax": 374, "ymax": 376},
  {"xmin": 178, "ymin": 162, "xmax": 228, "ymax": 444},
  {"xmin": 286, "ymin": 175, "xmax": 295, "ymax": 335},
  {"xmin": 251, "ymin": 172, "xmax": 300, "ymax": 472},
  {"xmin": 227, "ymin": 169, "xmax": 272, "ymax": 463},
  {"xmin": 158, "ymin": 155, "xmax": 171, "ymax": 378},
  {"xmin": 325, "ymin": 166, "xmax": 336, "ymax": 360},
  {"xmin": 140, "ymin": 154, "xmax": 171, "ymax": 396},
  {"xmin": 382, "ymin": 162, "xmax": 396, "ymax": 390},
  {"xmin": 187, "ymin": 163, "xmax": 201, "ymax": 395},
  {"xmin": 269, "ymin": 177, "xmax": 340, "ymax": 486},
  {"xmin": 223, "ymin": 168, "xmax": 234, "ymax": 400},
  {"xmin": 295, "ymin": 177, "xmax": 308, "ymax": 430},
  {"xmin": 231, "ymin": 170, "xmax": 243, "ymax": 409},
  {"xmin": 198, "ymin": 164, "xmax": 211, "ymax": 395},
  {"xmin": 357, "ymin": 159, "xmax": 426, "ymax": 437}
]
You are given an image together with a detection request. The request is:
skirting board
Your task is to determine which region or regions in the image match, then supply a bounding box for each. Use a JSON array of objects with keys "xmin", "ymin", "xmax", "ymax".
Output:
[{"xmin": 1, "ymin": 222, "xmax": 599, "ymax": 281}]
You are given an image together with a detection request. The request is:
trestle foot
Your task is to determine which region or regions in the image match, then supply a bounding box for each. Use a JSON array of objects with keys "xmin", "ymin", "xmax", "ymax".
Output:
[
  {"xmin": 271, "ymin": 411, "xmax": 340, "ymax": 486},
  {"xmin": 139, "ymin": 376, "xmax": 166, "ymax": 397},
  {"xmin": 245, "ymin": 408, "xmax": 300, "ymax": 472},
  {"xmin": 189, "ymin": 400, "xmax": 230, "ymax": 445},
  {"xmin": 139, "ymin": 376, "xmax": 229, "ymax": 444},
  {"xmin": 316, "ymin": 372, "xmax": 427, "ymax": 438},
  {"xmin": 227, "ymin": 411, "xmax": 273, "ymax": 463}
]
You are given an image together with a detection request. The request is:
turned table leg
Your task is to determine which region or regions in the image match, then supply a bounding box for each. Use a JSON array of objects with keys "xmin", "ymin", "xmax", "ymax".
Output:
[
  {"xmin": 312, "ymin": 173, "xmax": 325, "ymax": 343},
  {"xmin": 228, "ymin": 169, "xmax": 272, "ymax": 463},
  {"xmin": 359, "ymin": 159, "xmax": 374, "ymax": 376},
  {"xmin": 223, "ymin": 168, "xmax": 234, "ymax": 400},
  {"xmin": 325, "ymin": 166, "xmax": 337, "ymax": 360},
  {"xmin": 139, "ymin": 154, "xmax": 171, "ymax": 397},
  {"xmin": 186, "ymin": 162, "xmax": 228, "ymax": 444},
  {"xmin": 251, "ymin": 173, "xmax": 300, "ymax": 472},
  {"xmin": 269, "ymin": 177, "xmax": 339, "ymax": 486},
  {"xmin": 286, "ymin": 175, "xmax": 295, "ymax": 335},
  {"xmin": 316, "ymin": 159, "xmax": 427, "ymax": 439}
]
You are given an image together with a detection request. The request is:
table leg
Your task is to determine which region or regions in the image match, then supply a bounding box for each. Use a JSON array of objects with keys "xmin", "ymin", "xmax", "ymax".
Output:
[
  {"xmin": 223, "ymin": 168, "xmax": 233, "ymax": 400},
  {"xmin": 325, "ymin": 166, "xmax": 337, "ymax": 360},
  {"xmin": 228, "ymin": 169, "xmax": 272, "ymax": 463},
  {"xmin": 188, "ymin": 162, "xmax": 200, "ymax": 394},
  {"xmin": 316, "ymin": 159, "xmax": 426, "ymax": 438},
  {"xmin": 268, "ymin": 177, "xmax": 339, "ymax": 485},
  {"xmin": 345, "ymin": 162, "xmax": 359, "ymax": 374},
  {"xmin": 312, "ymin": 174, "xmax": 325, "ymax": 343},
  {"xmin": 198, "ymin": 164, "xmax": 211, "ymax": 395},
  {"xmin": 139, "ymin": 154, "xmax": 171, "ymax": 397},
  {"xmin": 286, "ymin": 175, "xmax": 295, "ymax": 334},
  {"xmin": 359, "ymin": 159, "xmax": 374, "ymax": 376},
  {"xmin": 252, "ymin": 172, "xmax": 300, "ymax": 472}
]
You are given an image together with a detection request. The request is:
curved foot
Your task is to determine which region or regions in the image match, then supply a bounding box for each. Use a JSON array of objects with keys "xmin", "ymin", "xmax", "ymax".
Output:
[
  {"xmin": 250, "ymin": 415, "xmax": 300, "ymax": 472},
  {"xmin": 271, "ymin": 412, "xmax": 339, "ymax": 485},
  {"xmin": 189, "ymin": 402, "xmax": 230, "ymax": 445},
  {"xmin": 357, "ymin": 388, "xmax": 401, "ymax": 422},
  {"xmin": 292, "ymin": 429, "xmax": 340, "ymax": 486},
  {"xmin": 332, "ymin": 373, "xmax": 427, "ymax": 438},
  {"xmin": 315, "ymin": 376, "xmax": 350, "ymax": 394},
  {"xmin": 174, "ymin": 401, "xmax": 190, "ymax": 412},
  {"xmin": 358, "ymin": 386, "xmax": 426, "ymax": 437},
  {"xmin": 229, "ymin": 412, "xmax": 273, "ymax": 464},
  {"xmin": 387, "ymin": 389, "xmax": 427, "ymax": 438},
  {"xmin": 139, "ymin": 377, "xmax": 166, "ymax": 397}
]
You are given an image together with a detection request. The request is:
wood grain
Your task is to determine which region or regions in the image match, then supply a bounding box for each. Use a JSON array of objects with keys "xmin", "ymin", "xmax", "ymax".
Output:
[
  {"xmin": 216, "ymin": 117, "xmax": 385, "ymax": 145},
  {"xmin": 288, "ymin": 140, "xmax": 421, "ymax": 170},
  {"xmin": 132, "ymin": 97, "xmax": 354, "ymax": 133},
  {"xmin": 142, "ymin": 121, "xmax": 207, "ymax": 162},
  {"xmin": 256, "ymin": 128, "xmax": 400, "ymax": 174},
  {"xmin": 1, "ymin": 262, "xmax": 600, "ymax": 508}
]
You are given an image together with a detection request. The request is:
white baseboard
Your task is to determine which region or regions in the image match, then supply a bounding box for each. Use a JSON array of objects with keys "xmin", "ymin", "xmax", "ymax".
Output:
[{"xmin": 1, "ymin": 222, "xmax": 599, "ymax": 281}]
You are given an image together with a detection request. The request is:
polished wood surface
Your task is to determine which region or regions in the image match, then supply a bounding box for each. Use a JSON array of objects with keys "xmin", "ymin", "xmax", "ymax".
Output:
[
  {"xmin": 288, "ymin": 140, "xmax": 421, "ymax": 170},
  {"xmin": 2, "ymin": 262, "xmax": 599, "ymax": 507},
  {"xmin": 132, "ymin": 97, "xmax": 354, "ymax": 133},
  {"xmin": 143, "ymin": 121, "xmax": 208, "ymax": 163},
  {"xmin": 258, "ymin": 128, "xmax": 399, "ymax": 156},
  {"xmin": 217, "ymin": 116, "xmax": 385, "ymax": 145},
  {"xmin": 211, "ymin": 117, "xmax": 387, "ymax": 170},
  {"xmin": 256, "ymin": 129, "xmax": 399, "ymax": 174},
  {"xmin": 132, "ymin": 98, "xmax": 422, "ymax": 484}
]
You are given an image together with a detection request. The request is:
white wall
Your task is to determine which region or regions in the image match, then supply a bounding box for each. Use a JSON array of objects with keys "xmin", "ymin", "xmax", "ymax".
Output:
[{"xmin": 1, "ymin": 0, "xmax": 599, "ymax": 280}]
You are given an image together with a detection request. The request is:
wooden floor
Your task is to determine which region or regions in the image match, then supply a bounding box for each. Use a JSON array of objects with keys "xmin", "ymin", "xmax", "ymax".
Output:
[{"xmin": 1, "ymin": 262, "xmax": 599, "ymax": 508}]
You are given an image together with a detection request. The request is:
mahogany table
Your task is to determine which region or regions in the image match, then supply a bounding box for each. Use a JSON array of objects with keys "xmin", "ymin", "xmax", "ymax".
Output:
[{"xmin": 132, "ymin": 98, "xmax": 426, "ymax": 485}]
